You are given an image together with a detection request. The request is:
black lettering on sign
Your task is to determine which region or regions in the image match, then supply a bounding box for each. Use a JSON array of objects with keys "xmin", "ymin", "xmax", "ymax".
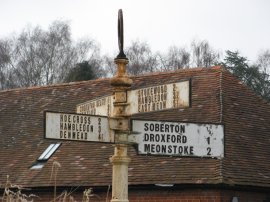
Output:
[
  {"xmin": 190, "ymin": 146, "xmax": 194, "ymax": 155},
  {"xmin": 178, "ymin": 146, "xmax": 183, "ymax": 154},
  {"xmin": 171, "ymin": 135, "xmax": 176, "ymax": 143},
  {"xmin": 173, "ymin": 145, "xmax": 177, "ymax": 153},
  {"xmin": 161, "ymin": 145, "xmax": 166, "ymax": 153},
  {"xmin": 207, "ymin": 147, "xmax": 211, "ymax": 155},
  {"xmin": 207, "ymin": 126, "xmax": 213, "ymax": 136},
  {"xmin": 156, "ymin": 144, "xmax": 160, "ymax": 152},
  {"xmin": 168, "ymin": 145, "xmax": 172, "ymax": 153},
  {"xmin": 155, "ymin": 124, "xmax": 159, "ymax": 132},
  {"xmin": 58, "ymin": 113, "xmax": 96, "ymax": 141},
  {"xmin": 144, "ymin": 133, "xmax": 149, "ymax": 141},
  {"xmin": 160, "ymin": 124, "xmax": 164, "ymax": 132},
  {"xmin": 165, "ymin": 124, "xmax": 169, "ymax": 132},
  {"xmin": 184, "ymin": 146, "xmax": 189, "ymax": 154},
  {"xmin": 161, "ymin": 134, "xmax": 166, "ymax": 142},
  {"xmin": 98, "ymin": 118, "xmax": 102, "ymax": 140},
  {"xmin": 206, "ymin": 137, "xmax": 210, "ymax": 144},
  {"xmin": 142, "ymin": 144, "xmax": 195, "ymax": 155},
  {"xmin": 144, "ymin": 123, "xmax": 185, "ymax": 134},
  {"xmin": 151, "ymin": 144, "xmax": 155, "ymax": 153},
  {"xmin": 150, "ymin": 134, "xmax": 154, "ymax": 142},
  {"xmin": 72, "ymin": 132, "xmax": 76, "ymax": 139},
  {"xmin": 182, "ymin": 135, "xmax": 187, "ymax": 143},
  {"xmin": 137, "ymin": 85, "xmax": 168, "ymax": 113},
  {"xmin": 142, "ymin": 133, "xmax": 187, "ymax": 144},
  {"xmin": 107, "ymin": 100, "xmax": 111, "ymax": 117},
  {"xmin": 166, "ymin": 135, "xmax": 171, "ymax": 142},
  {"xmin": 144, "ymin": 144, "xmax": 151, "ymax": 153}
]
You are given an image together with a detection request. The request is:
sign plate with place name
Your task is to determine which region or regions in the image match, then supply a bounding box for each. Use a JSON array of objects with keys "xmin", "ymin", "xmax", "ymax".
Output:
[
  {"xmin": 45, "ymin": 111, "xmax": 113, "ymax": 143},
  {"xmin": 76, "ymin": 96, "xmax": 113, "ymax": 117},
  {"xmin": 76, "ymin": 80, "xmax": 190, "ymax": 116},
  {"xmin": 131, "ymin": 120, "xmax": 224, "ymax": 158}
]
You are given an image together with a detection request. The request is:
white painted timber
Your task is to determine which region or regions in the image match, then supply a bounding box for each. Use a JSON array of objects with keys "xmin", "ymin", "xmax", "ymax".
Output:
[
  {"xmin": 76, "ymin": 80, "xmax": 190, "ymax": 116},
  {"xmin": 131, "ymin": 120, "xmax": 224, "ymax": 158},
  {"xmin": 45, "ymin": 112, "xmax": 113, "ymax": 142}
]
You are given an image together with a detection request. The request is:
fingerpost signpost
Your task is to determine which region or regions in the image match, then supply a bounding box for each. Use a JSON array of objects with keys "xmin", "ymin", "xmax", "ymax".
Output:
[
  {"xmin": 44, "ymin": 9, "xmax": 224, "ymax": 202},
  {"xmin": 109, "ymin": 9, "xmax": 132, "ymax": 202}
]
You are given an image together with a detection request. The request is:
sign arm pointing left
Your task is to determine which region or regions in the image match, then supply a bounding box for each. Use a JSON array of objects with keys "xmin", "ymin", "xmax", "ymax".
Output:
[{"xmin": 45, "ymin": 111, "xmax": 114, "ymax": 143}]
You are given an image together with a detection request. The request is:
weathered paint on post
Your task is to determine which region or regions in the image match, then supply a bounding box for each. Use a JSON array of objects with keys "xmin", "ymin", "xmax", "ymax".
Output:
[
  {"xmin": 110, "ymin": 57, "xmax": 132, "ymax": 202},
  {"xmin": 110, "ymin": 9, "xmax": 132, "ymax": 202}
]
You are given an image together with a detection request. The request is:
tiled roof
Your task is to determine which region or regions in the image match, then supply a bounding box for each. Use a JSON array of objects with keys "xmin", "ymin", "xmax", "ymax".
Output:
[{"xmin": 0, "ymin": 67, "xmax": 269, "ymax": 189}]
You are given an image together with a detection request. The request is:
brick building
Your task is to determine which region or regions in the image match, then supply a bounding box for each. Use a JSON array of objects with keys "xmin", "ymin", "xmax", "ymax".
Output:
[{"xmin": 0, "ymin": 67, "xmax": 269, "ymax": 201}]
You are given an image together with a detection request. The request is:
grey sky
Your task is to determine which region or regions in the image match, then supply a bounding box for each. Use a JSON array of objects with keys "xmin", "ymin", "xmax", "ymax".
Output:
[{"xmin": 1, "ymin": 0, "xmax": 270, "ymax": 62}]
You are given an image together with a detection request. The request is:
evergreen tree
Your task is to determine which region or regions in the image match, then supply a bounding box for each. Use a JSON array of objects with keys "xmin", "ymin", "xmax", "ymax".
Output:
[
  {"xmin": 220, "ymin": 50, "xmax": 270, "ymax": 102},
  {"xmin": 64, "ymin": 61, "xmax": 96, "ymax": 82}
]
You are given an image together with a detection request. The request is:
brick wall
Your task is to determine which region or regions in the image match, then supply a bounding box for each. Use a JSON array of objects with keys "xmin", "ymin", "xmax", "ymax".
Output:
[
  {"xmin": 129, "ymin": 188, "xmax": 221, "ymax": 202},
  {"xmin": 220, "ymin": 189, "xmax": 269, "ymax": 202},
  {"xmin": 21, "ymin": 187, "xmax": 269, "ymax": 202},
  {"xmin": 128, "ymin": 188, "xmax": 269, "ymax": 202}
]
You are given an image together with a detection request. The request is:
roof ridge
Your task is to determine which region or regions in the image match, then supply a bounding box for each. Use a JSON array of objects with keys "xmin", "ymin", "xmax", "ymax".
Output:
[
  {"xmin": 0, "ymin": 66, "xmax": 224, "ymax": 94},
  {"xmin": 0, "ymin": 77, "xmax": 111, "ymax": 93},
  {"xmin": 130, "ymin": 66, "xmax": 224, "ymax": 79}
]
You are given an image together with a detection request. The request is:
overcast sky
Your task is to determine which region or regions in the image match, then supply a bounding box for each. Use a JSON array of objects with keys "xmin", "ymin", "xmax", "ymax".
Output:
[{"xmin": 1, "ymin": 0, "xmax": 270, "ymax": 62}]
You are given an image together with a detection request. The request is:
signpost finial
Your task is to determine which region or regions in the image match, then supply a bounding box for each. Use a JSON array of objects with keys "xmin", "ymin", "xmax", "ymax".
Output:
[
  {"xmin": 112, "ymin": 9, "xmax": 132, "ymax": 86},
  {"xmin": 116, "ymin": 9, "xmax": 127, "ymax": 59}
]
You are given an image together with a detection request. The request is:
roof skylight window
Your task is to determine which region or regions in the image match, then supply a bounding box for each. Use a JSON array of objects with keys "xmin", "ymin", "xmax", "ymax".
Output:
[
  {"xmin": 30, "ymin": 162, "xmax": 45, "ymax": 170},
  {"xmin": 30, "ymin": 143, "xmax": 61, "ymax": 170},
  {"xmin": 38, "ymin": 143, "xmax": 61, "ymax": 161}
]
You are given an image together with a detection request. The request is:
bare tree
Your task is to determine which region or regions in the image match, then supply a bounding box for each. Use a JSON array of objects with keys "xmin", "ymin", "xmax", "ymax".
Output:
[
  {"xmin": 0, "ymin": 20, "xmax": 103, "ymax": 89},
  {"xmin": 0, "ymin": 39, "xmax": 10, "ymax": 89},
  {"xmin": 158, "ymin": 46, "xmax": 190, "ymax": 71},
  {"xmin": 0, "ymin": 38, "xmax": 18, "ymax": 90},
  {"xmin": 102, "ymin": 55, "xmax": 116, "ymax": 77},
  {"xmin": 79, "ymin": 39, "xmax": 106, "ymax": 78},
  {"xmin": 257, "ymin": 50, "xmax": 270, "ymax": 75},
  {"xmin": 12, "ymin": 26, "xmax": 45, "ymax": 87},
  {"xmin": 126, "ymin": 40, "xmax": 158, "ymax": 76},
  {"xmin": 191, "ymin": 39, "xmax": 220, "ymax": 67}
]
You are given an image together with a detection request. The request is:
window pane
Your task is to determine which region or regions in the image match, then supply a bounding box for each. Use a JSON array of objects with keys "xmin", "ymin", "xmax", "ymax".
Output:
[
  {"xmin": 38, "ymin": 144, "xmax": 55, "ymax": 160},
  {"xmin": 38, "ymin": 143, "xmax": 61, "ymax": 161},
  {"xmin": 43, "ymin": 143, "xmax": 61, "ymax": 160}
]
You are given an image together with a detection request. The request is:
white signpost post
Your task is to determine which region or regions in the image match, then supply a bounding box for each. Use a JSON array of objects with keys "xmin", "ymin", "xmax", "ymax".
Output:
[
  {"xmin": 45, "ymin": 111, "xmax": 113, "ymax": 143},
  {"xmin": 130, "ymin": 120, "xmax": 224, "ymax": 158}
]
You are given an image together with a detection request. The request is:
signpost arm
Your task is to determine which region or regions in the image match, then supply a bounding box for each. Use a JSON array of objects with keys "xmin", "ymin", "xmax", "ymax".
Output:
[{"xmin": 110, "ymin": 9, "xmax": 132, "ymax": 202}]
